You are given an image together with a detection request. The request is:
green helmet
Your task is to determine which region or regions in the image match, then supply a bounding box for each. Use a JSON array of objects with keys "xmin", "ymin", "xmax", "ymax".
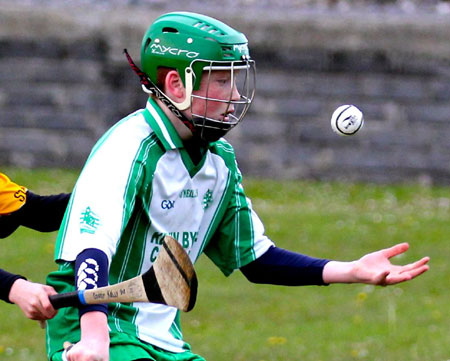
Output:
[{"xmin": 139, "ymin": 11, "xmax": 256, "ymax": 142}]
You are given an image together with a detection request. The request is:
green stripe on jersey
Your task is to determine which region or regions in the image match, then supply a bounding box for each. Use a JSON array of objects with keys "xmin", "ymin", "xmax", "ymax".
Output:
[
  {"xmin": 197, "ymin": 169, "xmax": 233, "ymax": 258},
  {"xmin": 109, "ymin": 132, "xmax": 164, "ymax": 336},
  {"xmin": 169, "ymin": 311, "xmax": 183, "ymax": 340},
  {"xmin": 201, "ymin": 139, "xmax": 258, "ymax": 274}
]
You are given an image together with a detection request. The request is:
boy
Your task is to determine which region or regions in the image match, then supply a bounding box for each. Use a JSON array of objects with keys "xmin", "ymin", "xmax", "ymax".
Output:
[{"xmin": 46, "ymin": 12, "xmax": 429, "ymax": 361}]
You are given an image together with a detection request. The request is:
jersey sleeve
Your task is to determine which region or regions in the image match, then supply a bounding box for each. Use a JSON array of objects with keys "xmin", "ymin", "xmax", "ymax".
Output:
[
  {"xmin": 54, "ymin": 115, "xmax": 150, "ymax": 264},
  {"xmin": 204, "ymin": 170, "xmax": 274, "ymax": 276},
  {"xmin": 0, "ymin": 268, "xmax": 26, "ymax": 303},
  {"xmin": 0, "ymin": 173, "xmax": 27, "ymax": 215}
]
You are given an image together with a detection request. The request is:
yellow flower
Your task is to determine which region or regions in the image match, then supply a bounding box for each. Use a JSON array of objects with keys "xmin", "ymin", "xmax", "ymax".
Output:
[
  {"xmin": 356, "ymin": 292, "xmax": 368, "ymax": 305},
  {"xmin": 351, "ymin": 349, "xmax": 359, "ymax": 358},
  {"xmin": 267, "ymin": 336, "xmax": 287, "ymax": 346}
]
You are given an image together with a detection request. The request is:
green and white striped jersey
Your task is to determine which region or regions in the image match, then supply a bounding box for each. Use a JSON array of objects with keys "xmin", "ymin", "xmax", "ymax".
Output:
[{"xmin": 47, "ymin": 98, "xmax": 273, "ymax": 355}]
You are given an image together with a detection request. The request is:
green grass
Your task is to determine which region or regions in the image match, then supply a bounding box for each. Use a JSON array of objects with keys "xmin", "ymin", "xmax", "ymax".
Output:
[{"xmin": 1, "ymin": 168, "xmax": 449, "ymax": 361}]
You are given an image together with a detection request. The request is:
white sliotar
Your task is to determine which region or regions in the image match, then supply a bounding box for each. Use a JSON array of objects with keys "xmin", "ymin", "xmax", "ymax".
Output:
[{"xmin": 330, "ymin": 104, "xmax": 364, "ymax": 136}]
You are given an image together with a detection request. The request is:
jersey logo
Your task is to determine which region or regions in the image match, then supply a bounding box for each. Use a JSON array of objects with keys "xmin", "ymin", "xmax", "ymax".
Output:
[
  {"xmin": 202, "ymin": 189, "xmax": 213, "ymax": 210},
  {"xmin": 161, "ymin": 199, "xmax": 176, "ymax": 210},
  {"xmin": 179, "ymin": 189, "xmax": 198, "ymax": 198},
  {"xmin": 80, "ymin": 206, "xmax": 101, "ymax": 234}
]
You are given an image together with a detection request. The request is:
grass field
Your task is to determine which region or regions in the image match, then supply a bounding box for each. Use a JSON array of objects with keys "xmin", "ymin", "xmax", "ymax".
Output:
[{"xmin": 0, "ymin": 167, "xmax": 449, "ymax": 361}]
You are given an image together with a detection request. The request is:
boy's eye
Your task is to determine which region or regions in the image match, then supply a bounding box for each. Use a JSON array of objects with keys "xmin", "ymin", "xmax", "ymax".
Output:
[{"xmin": 216, "ymin": 78, "xmax": 230, "ymax": 85}]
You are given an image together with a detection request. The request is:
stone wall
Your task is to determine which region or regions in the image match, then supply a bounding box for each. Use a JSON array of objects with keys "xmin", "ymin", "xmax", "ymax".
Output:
[{"xmin": 0, "ymin": 3, "xmax": 449, "ymax": 184}]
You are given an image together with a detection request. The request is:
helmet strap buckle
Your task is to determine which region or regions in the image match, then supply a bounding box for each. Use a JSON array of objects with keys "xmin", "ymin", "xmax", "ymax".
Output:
[{"xmin": 167, "ymin": 67, "xmax": 193, "ymax": 111}]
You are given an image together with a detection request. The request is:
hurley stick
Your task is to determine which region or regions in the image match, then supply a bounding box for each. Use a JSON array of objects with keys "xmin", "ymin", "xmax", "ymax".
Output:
[{"xmin": 49, "ymin": 235, "xmax": 197, "ymax": 312}]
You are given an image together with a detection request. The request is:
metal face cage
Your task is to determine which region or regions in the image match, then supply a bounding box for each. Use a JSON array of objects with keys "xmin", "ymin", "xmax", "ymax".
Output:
[{"xmin": 189, "ymin": 58, "xmax": 256, "ymax": 141}]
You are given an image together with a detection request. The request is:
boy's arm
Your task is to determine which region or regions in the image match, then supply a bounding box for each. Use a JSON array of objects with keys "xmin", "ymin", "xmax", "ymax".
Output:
[
  {"xmin": 241, "ymin": 243, "xmax": 429, "ymax": 287},
  {"xmin": 240, "ymin": 246, "xmax": 329, "ymax": 286},
  {"xmin": 63, "ymin": 248, "xmax": 110, "ymax": 361},
  {"xmin": 64, "ymin": 312, "xmax": 110, "ymax": 361}
]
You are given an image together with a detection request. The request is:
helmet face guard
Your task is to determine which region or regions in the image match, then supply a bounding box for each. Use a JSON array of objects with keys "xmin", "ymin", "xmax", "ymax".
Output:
[
  {"xmin": 136, "ymin": 12, "xmax": 257, "ymax": 142},
  {"xmin": 189, "ymin": 59, "xmax": 256, "ymax": 142}
]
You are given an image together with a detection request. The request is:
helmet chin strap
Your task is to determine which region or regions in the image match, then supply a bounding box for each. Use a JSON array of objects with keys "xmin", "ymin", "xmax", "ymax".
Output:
[{"xmin": 124, "ymin": 49, "xmax": 196, "ymax": 135}]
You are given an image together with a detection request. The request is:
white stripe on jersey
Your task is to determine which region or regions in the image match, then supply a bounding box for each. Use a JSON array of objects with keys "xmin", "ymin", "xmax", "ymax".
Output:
[{"xmin": 146, "ymin": 102, "xmax": 176, "ymax": 149}]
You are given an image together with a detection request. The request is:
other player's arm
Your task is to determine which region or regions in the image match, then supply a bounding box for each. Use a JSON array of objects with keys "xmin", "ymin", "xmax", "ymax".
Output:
[
  {"xmin": 0, "ymin": 191, "xmax": 70, "ymax": 238},
  {"xmin": 0, "ymin": 268, "xmax": 57, "ymax": 320}
]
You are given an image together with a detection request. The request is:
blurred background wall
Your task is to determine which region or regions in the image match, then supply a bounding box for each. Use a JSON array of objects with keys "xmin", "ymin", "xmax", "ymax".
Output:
[{"xmin": 1, "ymin": 0, "xmax": 449, "ymax": 184}]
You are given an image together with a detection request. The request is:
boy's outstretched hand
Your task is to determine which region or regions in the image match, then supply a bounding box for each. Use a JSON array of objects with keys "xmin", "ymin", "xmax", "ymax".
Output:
[{"xmin": 323, "ymin": 242, "xmax": 430, "ymax": 285}]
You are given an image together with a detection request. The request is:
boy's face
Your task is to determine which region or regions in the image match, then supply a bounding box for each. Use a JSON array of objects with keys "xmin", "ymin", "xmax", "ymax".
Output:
[{"xmin": 188, "ymin": 70, "xmax": 241, "ymax": 124}]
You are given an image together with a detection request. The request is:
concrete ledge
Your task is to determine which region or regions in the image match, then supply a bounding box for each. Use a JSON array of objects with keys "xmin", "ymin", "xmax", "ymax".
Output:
[{"xmin": 1, "ymin": 4, "xmax": 449, "ymax": 184}]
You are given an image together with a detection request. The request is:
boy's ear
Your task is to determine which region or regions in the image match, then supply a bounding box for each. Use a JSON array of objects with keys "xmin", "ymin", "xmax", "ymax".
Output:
[{"xmin": 165, "ymin": 70, "xmax": 186, "ymax": 101}]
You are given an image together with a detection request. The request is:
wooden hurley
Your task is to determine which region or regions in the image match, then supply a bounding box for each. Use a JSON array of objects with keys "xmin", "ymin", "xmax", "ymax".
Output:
[{"xmin": 49, "ymin": 235, "xmax": 197, "ymax": 312}]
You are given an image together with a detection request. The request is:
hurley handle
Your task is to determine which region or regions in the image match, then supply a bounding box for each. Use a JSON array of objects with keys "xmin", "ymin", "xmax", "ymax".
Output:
[{"xmin": 49, "ymin": 291, "xmax": 82, "ymax": 309}]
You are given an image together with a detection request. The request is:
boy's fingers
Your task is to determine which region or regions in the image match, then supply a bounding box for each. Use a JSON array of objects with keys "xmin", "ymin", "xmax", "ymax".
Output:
[
  {"xmin": 382, "ymin": 243, "xmax": 409, "ymax": 259},
  {"xmin": 399, "ymin": 257, "xmax": 430, "ymax": 272}
]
